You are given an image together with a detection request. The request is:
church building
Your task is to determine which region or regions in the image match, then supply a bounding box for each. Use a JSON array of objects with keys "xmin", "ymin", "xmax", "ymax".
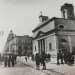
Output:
[{"xmin": 32, "ymin": 3, "xmax": 75, "ymax": 63}]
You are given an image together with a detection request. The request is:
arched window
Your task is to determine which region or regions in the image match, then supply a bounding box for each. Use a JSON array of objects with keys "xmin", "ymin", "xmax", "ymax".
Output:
[{"xmin": 58, "ymin": 24, "xmax": 64, "ymax": 30}]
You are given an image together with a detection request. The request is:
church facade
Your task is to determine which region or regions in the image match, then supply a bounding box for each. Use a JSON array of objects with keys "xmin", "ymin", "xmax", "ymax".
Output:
[{"xmin": 32, "ymin": 3, "xmax": 75, "ymax": 63}]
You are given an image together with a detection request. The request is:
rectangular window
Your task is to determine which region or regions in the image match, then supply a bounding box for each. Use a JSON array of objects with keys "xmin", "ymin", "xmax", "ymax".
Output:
[
  {"xmin": 49, "ymin": 43, "xmax": 52, "ymax": 50},
  {"xmin": 35, "ymin": 46, "xmax": 36, "ymax": 51}
]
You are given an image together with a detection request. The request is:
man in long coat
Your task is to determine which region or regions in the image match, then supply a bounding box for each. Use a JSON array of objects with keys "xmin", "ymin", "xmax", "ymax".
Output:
[{"xmin": 35, "ymin": 53, "xmax": 40, "ymax": 70}]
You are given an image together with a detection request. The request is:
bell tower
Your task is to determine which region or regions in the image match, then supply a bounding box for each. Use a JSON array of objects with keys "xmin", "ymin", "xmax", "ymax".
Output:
[
  {"xmin": 61, "ymin": 3, "xmax": 74, "ymax": 19},
  {"xmin": 39, "ymin": 11, "xmax": 49, "ymax": 22}
]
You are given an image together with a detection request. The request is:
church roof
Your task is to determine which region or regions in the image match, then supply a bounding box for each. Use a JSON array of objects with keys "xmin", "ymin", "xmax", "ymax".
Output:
[
  {"xmin": 32, "ymin": 17, "xmax": 57, "ymax": 32},
  {"xmin": 32, "ymin": 17, "xmax": 75, "ymax": 33}
]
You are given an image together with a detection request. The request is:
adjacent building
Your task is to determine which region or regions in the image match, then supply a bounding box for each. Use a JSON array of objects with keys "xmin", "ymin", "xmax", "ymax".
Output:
[
  {"xmin": 32, "ymin": 3, "xmax": 75, "ymax": 63},
  {"xmin": 4, "ymin": 30, "xmax": 33, "ymax": 56}
]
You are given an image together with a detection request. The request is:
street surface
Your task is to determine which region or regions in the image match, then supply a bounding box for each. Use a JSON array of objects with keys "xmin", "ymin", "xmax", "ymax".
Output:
[
  {"xmin": 0, "ymin": 63, "xmax": 45, "ymax": 75},
  {"xmin": 0, "ymin": 62, "xmax": 64, "ymax": 75},
  {"xmin": 0, "ymin": 57, "xmax": 75, "ymax": 75}
]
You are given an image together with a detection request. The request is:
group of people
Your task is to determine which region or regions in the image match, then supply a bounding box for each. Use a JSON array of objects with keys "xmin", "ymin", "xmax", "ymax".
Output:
[
  {"xmin": 57, "ymin": 49, "xmax": 74, "ymax": 65},
  {"xmin": 35, "ymin": 52, "xmax": 50, "ymax": 70},
  {"xmin": 4, "ymin": 54, "xmax": 16, "ymax": 67}
]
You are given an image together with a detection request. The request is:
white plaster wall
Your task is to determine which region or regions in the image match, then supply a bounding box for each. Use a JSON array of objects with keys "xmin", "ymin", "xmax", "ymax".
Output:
[
  {"xmin": 33, "ymin": 40, "xmax": 38, "ymax": 55},
  {"xmin": 46, "ymin": 34, "xmax": 57, "ymax": 57},
  {"xmin": 33, "ymin": 34, "xmax": 57, "ymax": 56},
  {"xmin": 45, "ymin": 34, "xmax": 57, "ymax": 63}
]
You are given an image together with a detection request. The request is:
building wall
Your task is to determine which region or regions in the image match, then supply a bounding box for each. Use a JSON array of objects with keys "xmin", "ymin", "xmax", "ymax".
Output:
[
  {"xmin": 55, "ymin": 18, "xmax": 75, "ymax": 30},
  {"xmin": 4, "ymin": 34, "xmax": 33, "ymax": 56},
  {"xmin": 5, "ymin": 37, "xmax": 17, "ymax": 54},
  {"xmin": 55, "ymin": 18, "xmax": 75, "ymax": 53},
  {"xmin": 33, "ymin": 40, "xmax": 39, "ymax": 55},
  {"xmin": 15, "ymin": 36, "xmax": 33, "ymax": 56},
  {"xmin": 57, "ymin": 31, "xmax": 75, "ymax": 53},
  {"xmin": 33, "ymin": 34, "xmax": 57, "ymax": 63},
  {"xmin": 33, "ymin": 34, "xmax": 57, "ymax": 55},
  {"xmin": 45, "ymin": 34, "xmax": 57, "ymax": 63},
  {"xmin": 45, "ymin": 34, "xmax": 57, "ymax": 57}
]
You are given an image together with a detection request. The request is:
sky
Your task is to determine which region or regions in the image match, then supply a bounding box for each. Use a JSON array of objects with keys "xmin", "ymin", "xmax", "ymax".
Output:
[{"xmin": 0, "ymin": 0, "xmax": 75, "ymax": 53}]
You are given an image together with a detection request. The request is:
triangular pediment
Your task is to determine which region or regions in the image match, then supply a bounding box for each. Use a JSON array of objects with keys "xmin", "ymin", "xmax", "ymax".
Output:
[{"xmin": 35, "ymin": 31, "xmax": 45, "ymax": 39}]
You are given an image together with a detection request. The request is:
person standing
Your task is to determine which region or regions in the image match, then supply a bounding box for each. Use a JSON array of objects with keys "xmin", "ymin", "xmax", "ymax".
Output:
[
  {"xmin": 25, "ymin": 56, "xmax": 27, "ymax": 62},
  {"xmin": 8, "ymin": 55, "xmax": 12, "ymax": 67},
  {"xmin": 57, "ymin": 50, "xmax": 64, "ymax": 65},
  {"xmin": 57, "ymin": 51, "xmax": 60, "ymax": 65},
  {"xmin": 4, "ymin": 54, "xmax": 8, "ymax": 67},
  {"xmin": 41, "ymin": 52, "xmax": 46, "ymax": 70},
  {"xmin": 35, "ymin": 53, "xmax": 40, "ymax": 70},
  {"xmin": 11, "ymin": 55, "xmax": 15, "ymax": 67},
  {"xmin": 14, "ymin": 55, "xmax": 17, "ymax": 64}
]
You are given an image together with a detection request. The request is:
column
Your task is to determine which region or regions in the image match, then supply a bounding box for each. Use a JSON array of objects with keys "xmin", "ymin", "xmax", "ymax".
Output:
[{"xmin": 68, "ymin": 35, "xmax": 72, "ymax": 53}]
